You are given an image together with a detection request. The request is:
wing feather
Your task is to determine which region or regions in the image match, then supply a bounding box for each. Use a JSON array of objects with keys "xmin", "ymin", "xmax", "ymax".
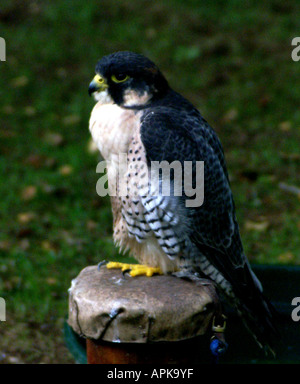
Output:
[{"xmin": 140, "ymin": 106, "xmax": 248, "ymax": 284}]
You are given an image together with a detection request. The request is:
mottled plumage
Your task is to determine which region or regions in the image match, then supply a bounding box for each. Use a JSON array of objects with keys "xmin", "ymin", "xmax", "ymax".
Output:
[{"xmin": 88, "ymin": 51, "xmax": 278, "ymax": 354}]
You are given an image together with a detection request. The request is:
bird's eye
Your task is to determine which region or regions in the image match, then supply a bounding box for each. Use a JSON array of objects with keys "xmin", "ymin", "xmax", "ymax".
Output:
[{"xmin": 111, "ymin": 74, "xmax": 130, "ymax": 83}]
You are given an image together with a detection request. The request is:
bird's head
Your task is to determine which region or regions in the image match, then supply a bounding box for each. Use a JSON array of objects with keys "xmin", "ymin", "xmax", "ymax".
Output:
[{"xmin": 88, "ymin": 51, "xmax": 169, "ymax": 108}]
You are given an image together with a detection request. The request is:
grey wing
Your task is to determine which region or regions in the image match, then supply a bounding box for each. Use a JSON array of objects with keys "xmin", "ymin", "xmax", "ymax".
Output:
[
  {"xmin": 139, "ymin": 108, "xmax": 251, "ymax": 289},
  {"xmin": 139, "ymin": 108, "xmax": 278, "ymax": 353}
]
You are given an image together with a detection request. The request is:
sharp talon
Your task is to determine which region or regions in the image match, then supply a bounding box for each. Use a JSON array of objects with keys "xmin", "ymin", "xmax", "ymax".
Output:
[
  {"xmin": 122, "ymin": 269, "xmax": 132, "ymax": 278},
  {"xmin": 97, "ymin": 260, "xmax": 108, "ymax": 271}
]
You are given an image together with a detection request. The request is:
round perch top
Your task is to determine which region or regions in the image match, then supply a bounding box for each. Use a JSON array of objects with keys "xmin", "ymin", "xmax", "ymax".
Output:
[{"xmin": 68, "ymin": 265, "xmax": 217, "ymax": 343}]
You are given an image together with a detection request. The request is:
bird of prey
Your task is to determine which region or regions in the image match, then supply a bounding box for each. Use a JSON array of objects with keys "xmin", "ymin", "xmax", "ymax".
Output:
[{"xmin": 88, "ymin": 51, "xmax": 278, "ymax": 354}]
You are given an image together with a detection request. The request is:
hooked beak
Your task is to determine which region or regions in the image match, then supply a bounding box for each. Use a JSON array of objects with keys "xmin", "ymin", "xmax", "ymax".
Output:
[{"xmin": 88, "ymin": 74, "xmax": 108, "ymax": 96}]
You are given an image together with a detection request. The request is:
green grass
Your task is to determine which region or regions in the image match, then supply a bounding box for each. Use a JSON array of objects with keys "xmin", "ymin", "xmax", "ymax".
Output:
[{"xmin": 0, "ymin": 0, "xmax": 299, "ymax": 363}]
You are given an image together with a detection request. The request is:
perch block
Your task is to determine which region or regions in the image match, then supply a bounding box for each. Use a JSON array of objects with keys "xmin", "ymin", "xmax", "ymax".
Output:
[{"xmin": 68, "ymin": 265, "xmax": 219, "ymax": 364}]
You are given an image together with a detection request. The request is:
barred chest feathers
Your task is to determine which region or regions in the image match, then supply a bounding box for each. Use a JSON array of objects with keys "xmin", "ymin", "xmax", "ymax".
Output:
[{"xmin": 89, "ymin": 101, "xmax": 180, "ymax": 273}]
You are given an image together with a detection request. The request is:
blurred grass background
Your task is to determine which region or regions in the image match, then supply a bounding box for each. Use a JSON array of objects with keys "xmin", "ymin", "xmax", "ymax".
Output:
[{"xmin": 0, "ymin": 0, "xmax": 299, "ymax": 363}]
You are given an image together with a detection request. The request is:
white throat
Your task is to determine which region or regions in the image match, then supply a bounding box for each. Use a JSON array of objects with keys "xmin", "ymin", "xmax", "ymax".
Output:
[
  {"xmin": 89, "ymin": 100, "xmax": 141, "ymax": 162},
  {"xmin": 93, "ymin": 88, "xmax": 114, "ymax": 104},
  {"xmin": 122, "ymin": 89, "xmax": 152, "ymax": 108}
]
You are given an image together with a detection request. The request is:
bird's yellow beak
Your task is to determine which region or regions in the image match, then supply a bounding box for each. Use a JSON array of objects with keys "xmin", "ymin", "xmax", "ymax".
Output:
[{"xmin": 88, "ymin": 74, "xmax": 108, "ymax": 96}]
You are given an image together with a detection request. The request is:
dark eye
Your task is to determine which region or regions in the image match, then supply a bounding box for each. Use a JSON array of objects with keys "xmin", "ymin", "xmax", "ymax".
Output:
[{"xmin": 111, "ymin": 73, "xmax": 130, "ymax": 83}]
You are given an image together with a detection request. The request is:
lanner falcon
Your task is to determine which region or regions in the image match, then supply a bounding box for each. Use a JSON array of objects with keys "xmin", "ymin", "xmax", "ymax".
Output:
[{"xmin": 88, "ymin": 51, "xmax": 277, "ymax": 354}]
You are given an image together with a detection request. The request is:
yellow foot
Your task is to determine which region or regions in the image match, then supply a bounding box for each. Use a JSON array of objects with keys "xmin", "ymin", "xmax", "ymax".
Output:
[{"xmin": 106, "ymin": 262, "xmax": 163, "ymax": 277}]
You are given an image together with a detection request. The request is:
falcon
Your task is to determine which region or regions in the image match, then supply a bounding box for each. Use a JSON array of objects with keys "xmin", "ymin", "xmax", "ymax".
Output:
[{"xmin": 88, "ymin": 51, "xmax": 278, "ymax": 354}]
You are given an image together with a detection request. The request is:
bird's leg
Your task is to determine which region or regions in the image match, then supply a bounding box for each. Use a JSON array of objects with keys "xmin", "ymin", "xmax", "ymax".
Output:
[
  {"xmin": 106, "ymin": 261, "xmax": 163, "ymax": 277},
  {"xmin": 97, "ymin": 260, "xmax": 108, "ymax": 270}
]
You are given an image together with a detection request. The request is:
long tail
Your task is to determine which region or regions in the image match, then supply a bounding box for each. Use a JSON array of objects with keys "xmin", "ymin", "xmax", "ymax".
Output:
[{"xmin": 234, "ymin": 265, "xmax": 280, "ymax": 356}]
